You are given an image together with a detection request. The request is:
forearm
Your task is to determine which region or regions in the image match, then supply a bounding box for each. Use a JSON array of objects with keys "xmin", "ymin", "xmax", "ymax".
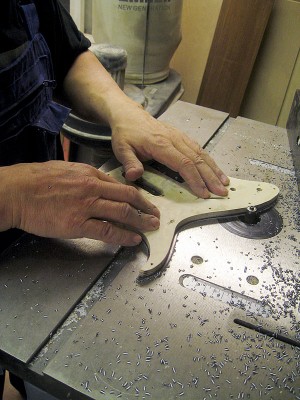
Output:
[
  {"xmin": 62, "ymin": 50, "xmax": 140, "ymax": 127},
  {"xmin": 0, "ymin": 165, "xmax": 20, "ymax": 232}
]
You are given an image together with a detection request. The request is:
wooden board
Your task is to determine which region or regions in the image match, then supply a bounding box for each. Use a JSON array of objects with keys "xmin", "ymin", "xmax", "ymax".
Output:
[
  {"xmin": 196, "ymin": 0, "xmax": 275, "ymax": 117},
  {"xmin": 108, "ymin": 166, "xmax": 279, "ymax": 278}
]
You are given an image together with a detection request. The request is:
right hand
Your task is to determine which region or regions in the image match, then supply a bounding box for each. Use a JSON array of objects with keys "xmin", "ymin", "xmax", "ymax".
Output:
[{"xmin": 0, "ymin": 161, "xmax": 160, "ymax": 246}]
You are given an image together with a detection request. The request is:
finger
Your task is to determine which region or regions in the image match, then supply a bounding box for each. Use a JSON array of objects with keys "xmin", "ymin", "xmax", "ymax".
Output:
[
  {"xmin": 138, "ymin": 143, "xmax": 211, "ymax": 198},
  {"xmin": 97, "ymin": 181, "xmax": 160, "ymax": 218},
  {"xmin": 174, "ymin": 140, "xmax": 229, "ymax": 196},
  {"xmin": 81, "ymin": 219, "xmax": 143, "ymax": 246},
  {"xmin": 90, "ymin": 198, "xmax": 160, "ymax": 232},
  {"xmin": 180, "ymin": 136, "xmax": 230, "ymax": 186},
  {"xmin": 176, "ymin": 154, "xmax": 212, "ymax": 199},
  {"xmin": 135, "ymin": 132, "xmax": 228, "ymax": 198},
  {"xmin": 112, "ymin": 142, "xmax": 145, "ymax": 181}
]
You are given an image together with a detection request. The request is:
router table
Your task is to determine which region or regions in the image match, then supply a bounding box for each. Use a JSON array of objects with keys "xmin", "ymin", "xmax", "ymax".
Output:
[{"xmin": 0, "ymin": 99, "xmax": 299, "ymax": 399}]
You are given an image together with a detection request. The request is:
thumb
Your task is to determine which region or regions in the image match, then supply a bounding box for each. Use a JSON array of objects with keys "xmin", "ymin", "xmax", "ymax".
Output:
[{"xmin": 115, "ymin": 143, "xmax": 145, "ymax": 181}]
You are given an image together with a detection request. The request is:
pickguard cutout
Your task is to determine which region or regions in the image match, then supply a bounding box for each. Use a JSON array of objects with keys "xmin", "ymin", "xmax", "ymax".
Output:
[{"xmin": 108, "ymin": 166, "xmax": 279, "ymax": 279}]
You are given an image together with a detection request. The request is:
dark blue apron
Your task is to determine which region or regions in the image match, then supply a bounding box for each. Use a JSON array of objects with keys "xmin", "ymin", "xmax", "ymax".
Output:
[
  {"xmin": 0, "ymin": 2, "xmax": 71, "ymax": 254},
  {"xmin": 0, "ymin": 2, "xmax": 70, "ymax": 166}
]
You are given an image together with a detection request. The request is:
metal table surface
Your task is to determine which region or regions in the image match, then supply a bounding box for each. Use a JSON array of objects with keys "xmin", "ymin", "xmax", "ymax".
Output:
[{"xmin": 0, "ymin": 101, "xmax": 299, "ymax": 399}]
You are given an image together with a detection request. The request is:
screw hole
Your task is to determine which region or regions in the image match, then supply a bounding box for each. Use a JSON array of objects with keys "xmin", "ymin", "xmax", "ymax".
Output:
[
  {"xmin": 246, "ymin": 275, "xmax": 259, "ymax": 285},
  {"xmin": 191, "ymin": 256, "xmax": 204, "ymax": 265}
]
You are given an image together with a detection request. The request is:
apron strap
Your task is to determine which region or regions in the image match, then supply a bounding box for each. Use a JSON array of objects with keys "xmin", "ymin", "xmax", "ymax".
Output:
[{"xmin": 20, "ymin": 3, "xmax": 40, "ymax": 40}]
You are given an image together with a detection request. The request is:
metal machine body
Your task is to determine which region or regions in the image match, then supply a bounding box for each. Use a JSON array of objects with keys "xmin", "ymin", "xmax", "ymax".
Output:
[{"xmin": 0, "ymin": 101, "xmax": 299, "ymax": 399}]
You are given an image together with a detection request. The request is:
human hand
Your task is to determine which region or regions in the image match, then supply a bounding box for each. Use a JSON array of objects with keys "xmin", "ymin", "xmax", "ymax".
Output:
[
  {"xmin": 0, "ymin": 161, "xmax": 160, "ymax": 246},
  {"xmin": 62, "ymin": 51, "xmax": 228, "ymax": 198},
  {"xmin": 111, "ymin": 105, "xmax": 230, "ymax": 199}
]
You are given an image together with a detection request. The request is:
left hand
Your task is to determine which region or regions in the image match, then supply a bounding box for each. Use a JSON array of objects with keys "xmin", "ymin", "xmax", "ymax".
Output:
[{"xmin": 111, "ymin": 104, "xmax": 230, "ymax": 199}]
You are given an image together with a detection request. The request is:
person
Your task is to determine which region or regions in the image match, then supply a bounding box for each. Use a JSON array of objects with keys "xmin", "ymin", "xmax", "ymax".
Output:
[{"xmin": 0, "ymin": 1, "xmax": 229, "ymax": 398}]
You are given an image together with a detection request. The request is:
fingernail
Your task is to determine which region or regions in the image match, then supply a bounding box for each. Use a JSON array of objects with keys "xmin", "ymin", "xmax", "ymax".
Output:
[
  {"xmin": 221, "ymin": 174, "xmax": 230, "ymax": 185},
  {"xmin": 202, "ymin": 188, "xmax": 211, "ymax": 199},
  {"xmin": 222, "ymin": 186, "xmax": 229, "ymax": 196},
  {"xmin": 152, "ymin": 206, "xmax": 160, "ymax": 218},
  {"xmin": 151, "ymin": 216, "xmax": 160, "ymax": 229},
  {"xmin": 125, "ymin": 166, "xmax": 144, "ymax": 181},
  {"xmin": 147, "ymin": 206, "xmax": 160, "ymax": 218},
  {"xmin": 133, "ymin": 234, "xmax": 142, "ymax": 244}
]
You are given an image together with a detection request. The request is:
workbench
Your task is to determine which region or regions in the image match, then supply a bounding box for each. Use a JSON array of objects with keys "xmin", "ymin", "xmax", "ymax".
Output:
[{"xmin": 0, "ymin": 100, "xmax": 299, "ymax": 399}]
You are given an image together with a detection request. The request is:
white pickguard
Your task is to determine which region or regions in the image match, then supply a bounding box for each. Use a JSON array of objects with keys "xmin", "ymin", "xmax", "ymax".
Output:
[{"xmin": 108, "ymin": 166, "xmax": 279, "ymax": 279}]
